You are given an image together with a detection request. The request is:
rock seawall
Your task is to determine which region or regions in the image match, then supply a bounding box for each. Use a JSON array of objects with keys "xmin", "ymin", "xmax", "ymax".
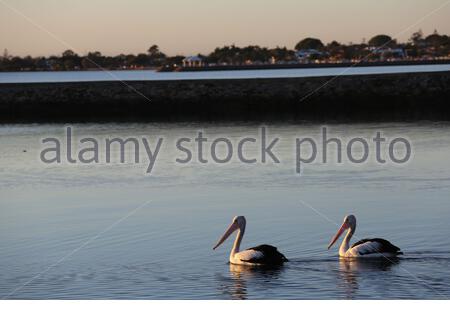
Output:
[{"xmin": 0, "ymin": 71, "xmax": 449, "ymax": 122}]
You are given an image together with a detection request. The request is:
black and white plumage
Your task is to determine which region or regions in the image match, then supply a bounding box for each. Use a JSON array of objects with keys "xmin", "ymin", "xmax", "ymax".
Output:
[
  {"xmin": 239, "ymin": 244, "xmax": 288, "ymax": 265},
  {"xmin": 213, "ymin": 216, "xmax": 288, "ymax": 266},
  {"xmin": 328, "ymin": 215, "xmax": 402, "ymax": 258},
  {"xmin": 350, "ymin": 238, "xmax": 402, "ymax": 256}
]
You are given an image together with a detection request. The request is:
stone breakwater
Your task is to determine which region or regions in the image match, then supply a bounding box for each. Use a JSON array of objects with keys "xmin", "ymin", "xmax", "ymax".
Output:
[{"xmin": 0, "ymin": 71, "xmax": 449, "ymax": 122}]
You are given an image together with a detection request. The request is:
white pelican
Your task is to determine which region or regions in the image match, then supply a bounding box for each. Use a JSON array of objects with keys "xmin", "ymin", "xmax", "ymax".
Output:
[
  {"xmin": 328, "ymin": 214, "xmax": 402, "ymax": 258},
  {"xmin": 213, "ymin": 216, "xmax": 288, "ymax": 266}
]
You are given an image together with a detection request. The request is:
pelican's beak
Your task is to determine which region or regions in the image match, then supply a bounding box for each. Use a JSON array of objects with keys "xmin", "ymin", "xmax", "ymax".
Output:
[
  {"xmin": 213, "ymin": 221, "xmax": 239, "ymax": 250},
  {"xmin": 328, "ymin": 221, "xmax": 348, "ymax": 250}
]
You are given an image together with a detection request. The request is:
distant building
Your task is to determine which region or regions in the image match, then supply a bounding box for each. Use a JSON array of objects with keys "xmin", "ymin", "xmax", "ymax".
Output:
[
  {"xmin": 182, "ymin": 55, "xmax": 204, "ymax": 67},
  {"xmin": 295, "ymin": 49, "xmax": 325, "ymax": 61},
  {"xmin": 370, "ymin": 47, "xmax": 406, "ymax": 60}
]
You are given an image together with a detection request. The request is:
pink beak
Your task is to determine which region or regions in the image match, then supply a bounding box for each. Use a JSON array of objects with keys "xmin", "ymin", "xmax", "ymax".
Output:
[
  {"xmin": 213, "ymin": 221, "xmax": 239, "ymax": 250},
  {"xmin": 328, "ymin": 221, "xmax": 348, "ymax": 250}
]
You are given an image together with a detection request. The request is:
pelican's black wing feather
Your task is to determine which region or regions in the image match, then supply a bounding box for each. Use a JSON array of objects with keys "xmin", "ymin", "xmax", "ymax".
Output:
[
  {"xmin": 241, "ymin": 244, "xmax": 288, "ymax": 265},
  {"xmin": 351, "ymin": 238, "xmax": 402, "ymax": 254}
]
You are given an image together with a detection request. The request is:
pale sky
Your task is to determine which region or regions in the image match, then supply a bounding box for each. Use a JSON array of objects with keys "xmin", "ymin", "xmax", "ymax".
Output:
[{"xmin": 1, "ymin": 0, "xmax": 450, "ymax": 57}]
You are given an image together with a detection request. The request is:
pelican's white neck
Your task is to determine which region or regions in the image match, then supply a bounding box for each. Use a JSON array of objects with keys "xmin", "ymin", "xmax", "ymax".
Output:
[
  {"xmin": 339, "ymin": 226, "xmax": 355, "ymax": 256},
  {"xmin": 230, "ymin": 224, "xmax": 245, "ymax": 259}
]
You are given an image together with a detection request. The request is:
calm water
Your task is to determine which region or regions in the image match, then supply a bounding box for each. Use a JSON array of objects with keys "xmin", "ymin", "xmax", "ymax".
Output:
[
  {"xmin": 1, "ymin": 123, "xmax": 450, "ymax": 299},
  {"xmin": 1, "ymin": 64, "xmax": 450, "ymax": 83}
]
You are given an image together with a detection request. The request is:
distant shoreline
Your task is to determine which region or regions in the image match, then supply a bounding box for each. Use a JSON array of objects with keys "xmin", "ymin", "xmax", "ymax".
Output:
[
  {"xmin": 158, "ymin": 59, "xmax": 450, "ymax": 72},
  {"xmin": 1, "ymin": 59, "xmax": 449, "ymax": 74}
]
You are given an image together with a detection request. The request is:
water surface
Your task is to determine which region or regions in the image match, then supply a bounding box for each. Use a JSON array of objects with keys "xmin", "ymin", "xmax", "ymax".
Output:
[
  {"xmin": 1, "ymin": 64, "xmax": 449, "ymax": 83},
  {"xmin": 1, "ymin": 123, "xmax": 449, "ymax": 299}
]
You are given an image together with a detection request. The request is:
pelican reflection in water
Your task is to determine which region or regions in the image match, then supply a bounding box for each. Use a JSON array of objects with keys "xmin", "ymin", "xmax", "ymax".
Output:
[
  {"xmin": 336, "ymin": 256, "xmax": 400, "ymax": 298},
  {"xmin": 223, "ymin": 263, "xmax": 285, "ymax": 299}
]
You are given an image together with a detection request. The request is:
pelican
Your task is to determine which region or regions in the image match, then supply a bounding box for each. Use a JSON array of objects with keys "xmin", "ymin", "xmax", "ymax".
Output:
[
  {"xmin": 213, "ymin": 216, "xmax": 288, "ymax": 266},
  {"xmin": 328, "ymin": 214, "xmax": 402, "ymax": 258}
]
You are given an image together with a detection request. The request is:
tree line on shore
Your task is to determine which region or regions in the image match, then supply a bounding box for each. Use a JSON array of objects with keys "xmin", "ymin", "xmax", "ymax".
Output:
[{"xmin": 1, "ymin": 30, "xmax": 449, "ymax": 71}]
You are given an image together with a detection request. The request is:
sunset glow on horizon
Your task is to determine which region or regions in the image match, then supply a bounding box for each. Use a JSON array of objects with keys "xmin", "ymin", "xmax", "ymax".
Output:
[{"xmin": 1, "ymin": 0, "xmax": 450, "ymax": 56}]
